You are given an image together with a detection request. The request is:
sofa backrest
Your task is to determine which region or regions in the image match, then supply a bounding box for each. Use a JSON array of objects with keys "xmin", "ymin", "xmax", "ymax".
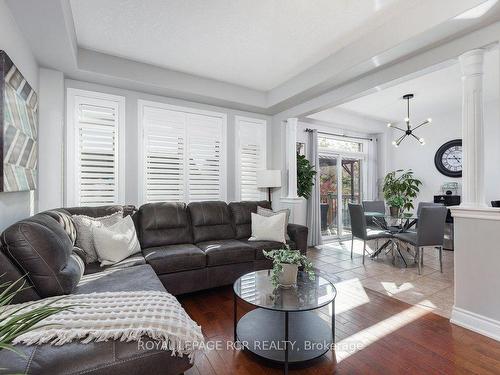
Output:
[
  {"xmin": 228, "ymin": 201, "xmax": 271, "ymax": 239},
  {"xmin": 0, "ymin": 213, "xmax": 82, "ymax": 298},
  {"xmin": 0, "ymin": 249, "xmax": 40, "ymax": 302},
  {"xmin": 137, "ymin": 202, "xmax": 193, "ymax": 248},
  {"xmin": 188, "ymin": 201, "xmax": 235, "ymax": 243}
]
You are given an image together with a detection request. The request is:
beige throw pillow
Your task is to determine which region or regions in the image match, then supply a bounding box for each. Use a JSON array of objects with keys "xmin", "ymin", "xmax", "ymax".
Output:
[
  {"xmin": 73, "ymin": 211, "xmax": 123, "ymax": 263},
  {"xmin": 93, "ymin": 216, "xmax": 141, "ymax": 266},
  {"xmin": 249, "ymin": 212, "xmax": 286, "ymax": 243},
  {"xmin": 257, "ymin": 206, "xmax": 290, "ymax": 241}
]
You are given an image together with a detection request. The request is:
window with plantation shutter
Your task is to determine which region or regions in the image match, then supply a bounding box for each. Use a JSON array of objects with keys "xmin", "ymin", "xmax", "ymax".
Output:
[
  {"xmin": 66, "ymin": 89, "xmax": 125, "ymax": 207},
  {"xmin": 235, "ymin": 116, "xmax": 267, "ymax": 201},
  {"xmin": 139, "ymin": 101, "xmax": 226, "ymax": 204}
]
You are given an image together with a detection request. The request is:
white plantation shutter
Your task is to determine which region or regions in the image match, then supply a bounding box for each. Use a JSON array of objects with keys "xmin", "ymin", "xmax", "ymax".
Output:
[
  {"xmin": 142, "ymin": 107, "xmax": 185, "ymax": 202},
  {"xmin": 236, "ymin": 117, "xmax": 267, "ymax": 201},
  {"xmin": 186, "ymin": 114, "xmax": 224, "ymax": 201},
  {"xmin": 67, "ymin": 90, "xmax": 125, "ymax": 207},
  {"xmin": 140, "ymin": 102, "xmax": 226, "ymax": 203}
]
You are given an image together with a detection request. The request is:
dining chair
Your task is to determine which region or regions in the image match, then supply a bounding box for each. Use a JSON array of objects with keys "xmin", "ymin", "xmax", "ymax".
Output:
[
  {"xmin": 416, "ymin": 202, "xmax": 443, "ymax": 217},
  {"xmin": 348, "ymin": 203, "xmax": 392, "ymax": 264},
  {"xmin": 394, "ymin": 206, "xmax": 447, "ymax": 275},
  {"xmin": 362, "ymin": 200, "xmax": 385, "ymax": 227}
]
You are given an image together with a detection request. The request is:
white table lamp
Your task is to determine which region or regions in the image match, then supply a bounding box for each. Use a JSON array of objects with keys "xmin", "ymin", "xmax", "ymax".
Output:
[{"xmin": 257, "ymin": 170, "xmax": 281, "ymax": 204}]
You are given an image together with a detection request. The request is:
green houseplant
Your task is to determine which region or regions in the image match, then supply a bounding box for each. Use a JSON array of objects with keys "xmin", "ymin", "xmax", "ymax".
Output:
[
  {"xmin": 263, "ymin": 246, "xmax": 315, "ymax": 288},
  {"xmin": 0, "ymin": 277, "xmax": 70, "ymax": 361},
  {"xmin": 297, "ymin": 153, "xmax": 317, "ymax": 199},
  {"xmin": 382, "ymin": 169, "xmax": 422, "ymax": 216}
]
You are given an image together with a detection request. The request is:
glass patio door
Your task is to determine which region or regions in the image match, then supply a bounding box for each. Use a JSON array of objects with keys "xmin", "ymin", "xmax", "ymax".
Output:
[
  {"xmin": 320, "ymin": 155, "xmax": 363, "ymax": 239},
  {"xmin": 340, "ymin": 158, "xmax": 362, "ymax": 237}
]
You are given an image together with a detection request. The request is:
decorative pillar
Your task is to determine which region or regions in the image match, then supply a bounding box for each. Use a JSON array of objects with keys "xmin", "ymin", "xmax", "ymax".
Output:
[
  {"xmin": 285, "ymin": 118, "xmax": 298, "ymax": 198},
  {"xmin": 459, "ymin": 49, "xmax": 485, "ymax": 207}
]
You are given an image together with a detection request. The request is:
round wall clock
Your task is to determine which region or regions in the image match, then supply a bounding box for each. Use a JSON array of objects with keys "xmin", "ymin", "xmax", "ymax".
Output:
[{"xmin": 434, "ymin": 139, "xmax": 462, "ymax": 178}]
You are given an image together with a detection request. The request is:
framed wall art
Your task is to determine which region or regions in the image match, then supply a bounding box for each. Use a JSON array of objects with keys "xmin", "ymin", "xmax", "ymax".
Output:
[{"xmin": 0, "ymin": 50, "xmax": 38, "ymax": 192}]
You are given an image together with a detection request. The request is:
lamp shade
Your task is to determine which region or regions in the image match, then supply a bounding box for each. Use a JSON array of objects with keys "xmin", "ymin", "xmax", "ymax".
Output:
[{"xmin": 256, "ymin": 170, "xmax": 281, "ymax": 188}]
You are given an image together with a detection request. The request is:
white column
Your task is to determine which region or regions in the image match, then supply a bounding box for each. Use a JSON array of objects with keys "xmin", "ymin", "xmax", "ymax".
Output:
[
  {"xmin": 285, "ymin": 118, "xmax": 298, "ymax": 198},
  {"xmin": 459, "ymin": 49, "xmax": 485, "ymax": 207}
]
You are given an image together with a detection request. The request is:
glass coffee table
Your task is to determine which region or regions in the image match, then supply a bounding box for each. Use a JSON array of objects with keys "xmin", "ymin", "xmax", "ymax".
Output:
[{"xmin": 233, "ymin": 270, "xmax": 337, "ymax": 375}]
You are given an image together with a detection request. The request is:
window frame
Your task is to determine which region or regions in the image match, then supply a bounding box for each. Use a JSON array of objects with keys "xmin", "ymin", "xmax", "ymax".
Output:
[
  {"xmin": 137, "ymin": 99, "xmax": 227, "ymax": 204},
  {"xmin": 65, "ymin": 88, "xmax": 126, "ymax": 207},
  {"xmin": 234, "ymin": 115, "xmax": 267, "ymax": 201}
]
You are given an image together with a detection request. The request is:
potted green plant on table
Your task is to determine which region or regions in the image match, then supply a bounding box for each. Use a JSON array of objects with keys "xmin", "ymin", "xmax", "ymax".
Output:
[
  {"xmin": 382, "ymin": 169, "xmax": 422, "ymax": 216},
  {"xmin": 297, "ymin": 153, "xmax": 317, "ymax": 199},
  {"xmin": 263, "ymin": 246, "xmax": 315, "ymax": 288}
]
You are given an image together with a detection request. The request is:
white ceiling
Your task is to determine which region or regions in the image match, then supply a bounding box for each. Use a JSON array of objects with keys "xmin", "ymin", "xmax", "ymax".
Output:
[
  {"xmin": 69, "ymin": 0, "xmax": 406, "ymax": 91},
  {"xmin": 318, "ymin": 48, "xmax": 500, "ymax": 123}
]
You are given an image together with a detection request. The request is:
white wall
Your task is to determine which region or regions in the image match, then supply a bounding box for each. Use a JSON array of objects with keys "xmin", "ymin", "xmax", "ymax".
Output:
[
  {"xmin": 451, "ymin": 210, "xmax": 500, "ymax": 341},
  {"xmin": 0, "ymin": 0, "xmax": 38, "ymax": 231},
  {"xmin": 387, "ymin": 99, "xmax": 500, "ymax": 209},
  {"xmin": 38, "ymin": 69, "xmax": 64, "ymax": 211},
  {"xmin": 60, "ymin": 79, "xmax": 272, "ymax": 207}
]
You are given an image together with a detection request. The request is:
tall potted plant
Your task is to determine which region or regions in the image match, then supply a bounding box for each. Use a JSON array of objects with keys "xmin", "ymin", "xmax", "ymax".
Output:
[
  {"xmin": 297, "ymin": 153, "xmax": 317, "ymax": 199},
  {"xmin": 382, "ymin": 169, "xmax": 422, "ymax": 216}
]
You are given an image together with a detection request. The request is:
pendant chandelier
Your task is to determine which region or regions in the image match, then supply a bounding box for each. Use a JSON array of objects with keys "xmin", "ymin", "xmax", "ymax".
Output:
[{"xmin": 388, "ymin": 94, "xmax": 431, "ymax": 147}]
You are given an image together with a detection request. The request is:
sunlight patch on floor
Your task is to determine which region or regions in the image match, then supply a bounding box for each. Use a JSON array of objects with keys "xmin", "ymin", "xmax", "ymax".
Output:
[{"xmin": 334, "ymin": 303, "xmax": 430, "ymax": 362}]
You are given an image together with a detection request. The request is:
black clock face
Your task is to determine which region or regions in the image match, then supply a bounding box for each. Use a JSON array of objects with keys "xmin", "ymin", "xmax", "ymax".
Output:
[{"xmin": 434, "ymin": 139, "xmax": 462, "ymax": 178}]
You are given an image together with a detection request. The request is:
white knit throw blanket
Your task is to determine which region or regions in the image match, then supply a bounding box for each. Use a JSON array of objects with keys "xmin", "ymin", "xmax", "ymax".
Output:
[{"xmin": 2, "ymin": 291, "xmax": 204, "ymax": 362}]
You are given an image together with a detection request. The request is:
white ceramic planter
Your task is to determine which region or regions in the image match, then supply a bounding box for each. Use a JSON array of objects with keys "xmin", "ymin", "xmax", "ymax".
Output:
[{"xmin": 278, "ymin": 263, "xmax": 298, "ymax": 288}]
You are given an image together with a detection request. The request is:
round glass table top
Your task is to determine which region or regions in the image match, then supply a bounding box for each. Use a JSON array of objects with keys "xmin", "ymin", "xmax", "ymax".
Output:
[{"xmin": 233, "ymin": 270, "xmax": 336, "ymax": 312}]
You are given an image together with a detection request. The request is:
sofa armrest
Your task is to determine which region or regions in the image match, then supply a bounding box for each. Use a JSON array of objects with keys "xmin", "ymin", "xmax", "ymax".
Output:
[{"xmin": 287, "ymin": 224, "xmax": 308, "ymax": 255}]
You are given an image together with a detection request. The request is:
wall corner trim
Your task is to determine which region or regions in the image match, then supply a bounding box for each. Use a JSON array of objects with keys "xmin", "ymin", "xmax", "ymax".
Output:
[{"xmin": 450, "ymin": 306, "xmax": 500, "ymax": 342}]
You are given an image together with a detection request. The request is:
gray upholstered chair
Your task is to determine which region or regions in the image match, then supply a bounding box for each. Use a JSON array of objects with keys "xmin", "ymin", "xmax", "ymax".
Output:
[
  {"xmin": 394, "ymin": 206, "xmax": 447, "ymax": 275},
  {"xmin": 362, "ymin": 200, "xmax": 385, "ymax": 227},
  {"xmin": 416, "ymin": 201, "xmax": 444, "ymax": 217},
  {"xmin": 348, "ymin": 203, "xmax": 392, "ymax": 264}
]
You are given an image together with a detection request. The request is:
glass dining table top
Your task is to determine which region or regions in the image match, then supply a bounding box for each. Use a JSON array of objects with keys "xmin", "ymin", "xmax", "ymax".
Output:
[
  {"xmin": 364, "ymin": 212, "xmax": 417, "ymax": 220},
  {"xmin": 233, "ymin": 270, "xmax": 336, "ymax": 312},
  {"xmin": 364, "ymin": 212, "xmax": 418, "ymax": 232}
]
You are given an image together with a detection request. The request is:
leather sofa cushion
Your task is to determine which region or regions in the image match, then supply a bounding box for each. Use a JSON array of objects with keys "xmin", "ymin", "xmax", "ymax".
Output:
[
  {"xmin": 228, "ymin": 201, "xmax": 271, "ymax": 239},
  {"xmin": 1, "ymin": 213, "xmax": 82, "ymax": 298},
  {"xmin": 242, "ymin": 239, "xmax": 296, "ymax": 260},
  {"xmin": 196, "ymin": 239, "xmax": 255, "ymax": 266},
  {"xmin": 138, "ymin": 203, "xmax": 193, "ymax": 248},
  {"xmin": 84, "ymin": 254, "xmax": 147, "ymax": 275},
  {"xmin": 143, "ymin": 244, "xmax": 206, "ymax": 274},
  {"xmin": 75, "ymin": 264, "xmax": 164, "ymax": 294},
  {"xmin": 189, "ymin": 201, "xmax": 235, "ymax": 243}
]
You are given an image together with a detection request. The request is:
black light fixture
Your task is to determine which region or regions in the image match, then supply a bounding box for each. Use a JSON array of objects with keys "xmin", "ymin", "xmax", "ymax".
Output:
[{"xmin": 387, "ymin": 94, "xmax": 432, "ymax": 147}]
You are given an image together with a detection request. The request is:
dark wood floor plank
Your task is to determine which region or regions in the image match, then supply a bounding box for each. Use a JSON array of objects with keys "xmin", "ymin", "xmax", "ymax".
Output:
[{"xmin": 178, "ymin": 285, "xmax": 500, "ymax": 374}]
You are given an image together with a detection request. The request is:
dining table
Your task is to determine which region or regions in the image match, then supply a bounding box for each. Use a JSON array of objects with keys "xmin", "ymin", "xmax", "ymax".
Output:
[{"xmin": 364, "ymin": 211, "xmax": 418, "ymax": 266}]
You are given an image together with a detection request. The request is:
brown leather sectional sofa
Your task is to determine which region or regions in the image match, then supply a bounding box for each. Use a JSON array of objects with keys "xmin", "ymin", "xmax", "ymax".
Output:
[{"xmin": 0, "ymin": 200, "xmax": 308, "ymax": 374}]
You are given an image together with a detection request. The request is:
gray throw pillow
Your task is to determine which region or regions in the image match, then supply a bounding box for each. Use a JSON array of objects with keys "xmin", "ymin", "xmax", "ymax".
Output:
[
  {"xmin": 73, "ymin": 211, "xmax": 123, "ymax": 264},
  {"xmin": 257, "ymin": 206, "xmax": 290, "ymax": 241}
]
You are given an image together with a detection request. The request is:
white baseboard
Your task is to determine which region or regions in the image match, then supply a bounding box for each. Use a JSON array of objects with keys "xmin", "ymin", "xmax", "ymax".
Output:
[{"xmin": 451, "ymin": 306, "xmax": 500, "ymax": 342}]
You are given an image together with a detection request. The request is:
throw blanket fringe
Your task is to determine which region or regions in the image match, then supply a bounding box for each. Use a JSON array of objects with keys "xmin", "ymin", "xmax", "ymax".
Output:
[{"xmin": 1, "ymin": 291, "xmax": 204, "ymax": 362}]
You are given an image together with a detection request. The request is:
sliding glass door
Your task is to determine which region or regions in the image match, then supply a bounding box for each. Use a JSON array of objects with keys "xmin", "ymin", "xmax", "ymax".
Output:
[{"xmin": 318, "ymin": 136, "xmax": 367, "ymax": 240}]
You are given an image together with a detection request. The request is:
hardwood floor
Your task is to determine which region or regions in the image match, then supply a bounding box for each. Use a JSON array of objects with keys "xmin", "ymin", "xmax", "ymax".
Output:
[{"xmin": 179, "ymin": 284, "xmax": 500, "ymax": 374}]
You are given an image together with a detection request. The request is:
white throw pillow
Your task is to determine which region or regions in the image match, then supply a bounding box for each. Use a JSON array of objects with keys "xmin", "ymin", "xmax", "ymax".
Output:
[
  {"xmin": 73, "ymin": 211, "xmax": 123, "ymax": 263},
  {"xmin": 249, "ymin": 212, "xmax": 286, "ymax": 243},
  {"xmin": 257, "ymin": 206, "xmax": 291, "ymax": 241},
  {"xmin": 92, "ymin": 216, "xmax": 141, "ymax": 266}
]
